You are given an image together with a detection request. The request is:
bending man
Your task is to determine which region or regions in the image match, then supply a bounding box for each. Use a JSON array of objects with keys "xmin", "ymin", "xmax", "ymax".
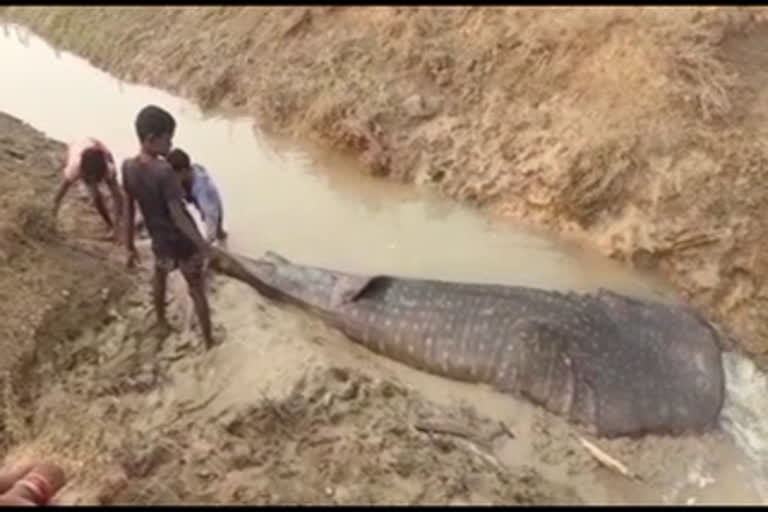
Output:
[{"xmin": 52, "ymin": 137, "xmax": 123, "ymax": 239}]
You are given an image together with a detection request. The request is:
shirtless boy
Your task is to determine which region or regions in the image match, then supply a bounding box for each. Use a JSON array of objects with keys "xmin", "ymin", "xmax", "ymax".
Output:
[
  {"xmin": 52, "ymin": 137, "xmax": 123, "ymax": 238},
  {"xmin": 121, "ymin": 105, "xmax": 215, "ymax": 349}
]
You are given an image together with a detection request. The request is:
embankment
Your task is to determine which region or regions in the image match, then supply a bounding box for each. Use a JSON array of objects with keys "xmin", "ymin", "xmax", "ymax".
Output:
[
  {"xmin": 0, "ymin": 112, "xmax": 134, "ymax": 457},
  {"xmin": 3, "ymin": 6, "xmax": 768, "ymax": 364}
]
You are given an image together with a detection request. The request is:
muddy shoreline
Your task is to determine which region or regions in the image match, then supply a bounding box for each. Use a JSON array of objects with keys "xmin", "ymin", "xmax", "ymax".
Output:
[
  {"xmin": 0, "ymin": 111, "xmax": 765, "ymax": 504},
  {"xmin": 3, "ymin": 7, "xmax": 768, "ymax": 367},
  {"xmin": 0, "ymin": 112, "xmax": 136, "ymax": 454},
  {"xmin": 0, "ymin": 112, "xmax": 585, "ymax": 504}
]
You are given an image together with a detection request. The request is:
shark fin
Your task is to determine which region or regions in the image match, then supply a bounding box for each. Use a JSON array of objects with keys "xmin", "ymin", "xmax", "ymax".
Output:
[
  {"xmin": 263, "ymin": 250, "xmax": 291, "ymax": 264},
  {"xmin": 330, "ymin": 274, "xmax": 378, "ymax": 307}
]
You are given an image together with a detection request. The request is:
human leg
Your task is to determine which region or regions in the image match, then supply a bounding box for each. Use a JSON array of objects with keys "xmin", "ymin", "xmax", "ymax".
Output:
[
  {"xmin": 179, "ymin": 252, "xmax": 214, "ymax": 349},
  {"xmin": 152, "ymin": 256, "xmax": 175, "ymax": 329}
]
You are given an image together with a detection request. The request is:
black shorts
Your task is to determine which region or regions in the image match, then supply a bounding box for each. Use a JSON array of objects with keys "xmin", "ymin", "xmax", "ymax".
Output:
[{"xmin": 154, "ymin": 250, "xmax": 205, "ymax": 280}]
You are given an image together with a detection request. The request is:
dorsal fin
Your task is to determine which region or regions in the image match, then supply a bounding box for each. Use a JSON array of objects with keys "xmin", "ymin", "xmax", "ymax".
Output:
[
  {"xmin": 263, "ymin": 250, "xmax": 291, "ymax": 264},
  {"xmin": 329, "ymin": 274, "xmax": 379, "ymax": 308}
]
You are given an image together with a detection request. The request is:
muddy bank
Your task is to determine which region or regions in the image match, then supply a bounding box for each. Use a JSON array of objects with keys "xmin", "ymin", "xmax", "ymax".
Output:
[
  {"xmin": 3, "ymin": 112, "xmax": 763, "ymax": 504},
  {"xmin": 0, "ymin": 112, "xmax": 134, "ymax": 456},
  {"xmin": 3, "ymin": 7, "xmax": 768, "ymax": 365},
  {"xmin": 0, "ymin": 112, "xmax": 585, "ymax": 504}
]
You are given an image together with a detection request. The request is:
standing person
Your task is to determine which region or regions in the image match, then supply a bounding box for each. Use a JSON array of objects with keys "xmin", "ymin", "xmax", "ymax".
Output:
[
  {"xmin": 121, "ymin": 105, "xmax": 216, "ymax": 349},
  {"xmin": 52, "ymin": 137, "xmax": 123, "ymax": 239},
  {"xmin": 165, "ymin": 148, "xmax": 227, "ymax": 245}
]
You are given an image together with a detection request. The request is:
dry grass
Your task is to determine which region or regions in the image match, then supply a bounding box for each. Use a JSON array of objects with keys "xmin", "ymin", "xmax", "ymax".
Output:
[
  {"xmin": 0, "ymin": 8, "xmax": 756, "ymax": 184},
  {"xmin": 0, "ymin": 8, "xmax": 751, "ymax": 159}
]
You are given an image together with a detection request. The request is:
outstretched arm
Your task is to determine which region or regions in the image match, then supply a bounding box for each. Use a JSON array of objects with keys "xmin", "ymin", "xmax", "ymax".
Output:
[
  {"xmin": 122, "ymin": 161, "xmax": 138, "ymax": 266},
  {"xmin": 124, "ymin": 189, "xmax": 135, "ymax": 250},
  {"xmin": 51, "ymin": 179, "xmax": 73, "ymax": 219},
  {"xmin": 168, "ymin": 199, "xmax": 208, "ymax": 252},
  {"xmin": 123, "ymin": 189, "xmax": 139, "ymax": 268},
  {"xmin": 53, "ymin": 145, "xmax": 81, "ymax": 220},
  {"xmin": 88, "ymin": 184, "xmax": 113, "ymax": 229},
  {"xmin": 105, "ymin": 173, "xmax": 124, "ymax": 235},
  {"xmin": 187, "ymin": 193, "xmax": 204, "ymax": 219},
  {"xmin": 161, "ymin": 168, "xmax": 208, "ymax": 253}
]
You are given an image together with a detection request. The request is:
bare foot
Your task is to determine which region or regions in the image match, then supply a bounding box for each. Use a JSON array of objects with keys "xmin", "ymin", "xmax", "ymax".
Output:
[{"xmin": 203, "ymin": 326, "xmax": 226, "ymax": 351}]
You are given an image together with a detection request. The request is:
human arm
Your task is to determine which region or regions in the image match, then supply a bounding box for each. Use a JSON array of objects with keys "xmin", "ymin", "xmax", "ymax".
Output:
[
  {"xmin": 87, "ymin": 184, "xmax": 113, "ymax": 229},
  {"xmin": 51, "ymin": 179, "xmax": 73, "ymax": 220},
  {"xmin": 105, "ymin": 172, "xmax": 124, "ymax": 238},
  {"xmin": 52, "ymin": 144, "xmax": 81, "ymax": 220},
  {"xmin": 168, "ymin": 200, "xmax": 209, "ymax": 253},
  {"xmin": 123, "ymin": 190, "xmax": 139, "ymax": 268},
  {"xmin": 186, "ymin": 191, "xmax": 204, "ymax": 219},
  {"xmin": 192, "ymin": 172, "xmax": 224, "ymax": 241},
  {"xmin": 121, "ymin": 161, "xmax": 139, "ymax": 267},
  {"xmin": 161, "ymin": 169, "xmax": 209, "ymax": 254},
  {"xmin": 192, "ymin": 169, "xmax": 222, "ymax": 216}
]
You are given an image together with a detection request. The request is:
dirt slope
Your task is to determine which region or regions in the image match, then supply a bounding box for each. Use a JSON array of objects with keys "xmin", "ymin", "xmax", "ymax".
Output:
[
  {"xmin": 0, "ymin": 112, "xmax": 134, "ymax": 456},
  {"xmin": 3, "ymin": 6, "xmax": 768, "ymax": 365}
]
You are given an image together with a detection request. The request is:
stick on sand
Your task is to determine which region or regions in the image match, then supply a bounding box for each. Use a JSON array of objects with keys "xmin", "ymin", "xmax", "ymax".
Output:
[{"xmin": 578, "ymin": 436, "xmax": 640, "ymax": 481}]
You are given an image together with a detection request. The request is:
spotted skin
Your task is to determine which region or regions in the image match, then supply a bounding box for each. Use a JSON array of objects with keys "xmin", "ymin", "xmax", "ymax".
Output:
[{"xmin": 213, "ymin": 250, "xmax": 726, "ymax": 438}]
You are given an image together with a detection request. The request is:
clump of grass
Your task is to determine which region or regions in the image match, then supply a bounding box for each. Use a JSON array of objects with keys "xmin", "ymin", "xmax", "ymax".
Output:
[{"xmin": 15, "ymin": 202, "xmax": 59, "ymax": 243}]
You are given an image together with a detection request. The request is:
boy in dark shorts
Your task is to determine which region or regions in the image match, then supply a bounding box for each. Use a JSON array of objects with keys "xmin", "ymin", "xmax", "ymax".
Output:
[{"xmin": 121, "ymin": 105, "xmax": 215, "ymax": 349}]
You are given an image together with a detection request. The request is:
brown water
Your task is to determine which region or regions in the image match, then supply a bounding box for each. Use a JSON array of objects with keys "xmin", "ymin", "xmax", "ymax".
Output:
[{"xmin": 0, "ymin": 23, "xmax": 765, "ymax": 504}]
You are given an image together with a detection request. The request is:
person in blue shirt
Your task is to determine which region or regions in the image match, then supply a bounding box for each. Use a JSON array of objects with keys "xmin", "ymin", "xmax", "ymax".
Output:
[{"xmin": 166, "ymin": 148, "xmax": 227, "ymax": 244}]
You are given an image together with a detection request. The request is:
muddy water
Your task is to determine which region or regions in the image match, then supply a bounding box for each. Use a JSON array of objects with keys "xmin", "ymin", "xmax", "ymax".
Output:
[
  {"xmin": 0, "ymin": 23, "xmax": 765, "ymax": 504},
  {"xmin": 0, "ymin": 23, "xmax": 671, "ymax": 298}
]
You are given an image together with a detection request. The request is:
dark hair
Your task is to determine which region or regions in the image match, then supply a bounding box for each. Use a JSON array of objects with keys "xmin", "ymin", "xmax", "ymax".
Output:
[
  {"xmin": 80, "ymin": 147, "xmax": 108, "ymax": 183},
  {"xmin": 166, "ymin": 148, "xmax": 191, "ymax": 171},
  {"xmin": 134, "ymin": 105, "xmax": 176, "ymax": 143}
]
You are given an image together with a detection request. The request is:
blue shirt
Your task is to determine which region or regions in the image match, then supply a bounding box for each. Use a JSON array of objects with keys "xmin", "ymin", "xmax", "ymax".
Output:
[{"xmin": 187, "ymin": 164, "xmax": 223, "ymax": 241}]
